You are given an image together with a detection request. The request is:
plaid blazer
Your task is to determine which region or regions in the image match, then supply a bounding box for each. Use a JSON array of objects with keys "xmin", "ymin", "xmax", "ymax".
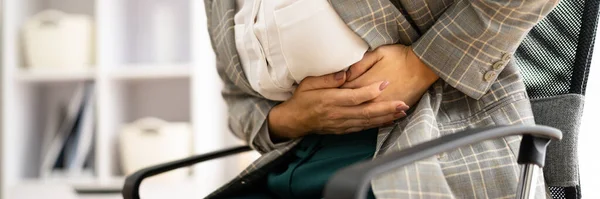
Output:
[{"xmin": 204, "ymin": 0, "xmax": 558, "ymax": 198}]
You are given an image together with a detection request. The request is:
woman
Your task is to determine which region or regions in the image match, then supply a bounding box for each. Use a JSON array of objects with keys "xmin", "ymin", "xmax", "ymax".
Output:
[{"xmin": 204, "ymin": 0, "xmax": 558, "ymax": 198}]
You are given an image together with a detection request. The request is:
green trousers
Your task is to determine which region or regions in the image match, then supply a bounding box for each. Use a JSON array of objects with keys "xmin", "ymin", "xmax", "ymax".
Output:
[{"xmin": 228, "ymin": 129, "xmax": 378, "ymax": 199}]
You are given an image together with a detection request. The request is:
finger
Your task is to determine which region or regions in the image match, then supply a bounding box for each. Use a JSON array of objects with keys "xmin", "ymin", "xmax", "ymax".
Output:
[
  {"xmin": 329, "ymin": 81, "xmax": 388, "ymax": 106},
  {"xmin": 340, "ymin": 111, "xmax": 406, "ymax": 130},
  {"xmin": 335, "ymin": 101, "xmax": 409, "ymax": 119},
  {"xmin": 346, "ymin": 50, "xmax": 382, "ymax": 81},
  {"xmin": 327, "ymin": 112, "xmax": 405, "ymax": 135},
  {"xmin": 330, "ymin": 112, "xmax": 405, "ymax": 134},
  {"xmin": 297, "ymin": 71, "xmax": 346, "ymax": 91}
]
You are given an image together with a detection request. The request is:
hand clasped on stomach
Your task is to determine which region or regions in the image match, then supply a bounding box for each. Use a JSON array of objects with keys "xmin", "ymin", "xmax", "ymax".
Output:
[{"xmin": 235, "ymin": 0, "xmax": 439, "ymax": 137}]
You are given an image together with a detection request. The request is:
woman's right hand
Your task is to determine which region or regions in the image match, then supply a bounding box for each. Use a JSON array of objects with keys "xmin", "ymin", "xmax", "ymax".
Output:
[{"xmin": 268, "ymin": 71, "xmax": 409, "ymax": 140}]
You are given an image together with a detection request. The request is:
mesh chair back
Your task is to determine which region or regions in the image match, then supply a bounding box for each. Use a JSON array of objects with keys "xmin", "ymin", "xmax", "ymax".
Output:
[
  {"xmin": 514, "ymin": 0, "xmax": 599, "ymax": 198},
  {"xmin": 516, "ymin": 0, "xmax": 597, "ymax": 98}
]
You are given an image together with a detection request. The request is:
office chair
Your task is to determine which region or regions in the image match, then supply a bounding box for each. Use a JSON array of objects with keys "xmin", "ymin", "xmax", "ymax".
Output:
[{"xmin": 123, "ymin": 0, "xmax": 599, "ymax": 198}]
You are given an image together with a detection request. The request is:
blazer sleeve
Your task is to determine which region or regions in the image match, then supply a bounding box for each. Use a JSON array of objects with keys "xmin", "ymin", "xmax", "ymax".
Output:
[
  {"xmin": 411, "ymin": 0, "xmax": 559, "ymax": 99},
  {"xmin": 221, "ymin": 82, "xmax": 296, "ymax": 154},
  {"xmin": 204, "ymin": 0, "xmax": 294, "ymax": 154}
]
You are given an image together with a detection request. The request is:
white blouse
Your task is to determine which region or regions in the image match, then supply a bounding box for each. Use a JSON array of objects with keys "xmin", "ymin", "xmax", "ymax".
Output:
[{"xmin": 234, "ymin": 0, "xmax": 368, "ymax": 101}]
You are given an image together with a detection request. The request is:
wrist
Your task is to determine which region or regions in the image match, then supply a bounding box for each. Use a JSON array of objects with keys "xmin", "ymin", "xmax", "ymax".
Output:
[
  {"xmin": 408, "ymin": 46, "xmax": 439, "ymax": 85},
  {"xmin": 267, "ymin": 102, "xmax": 309, "ymax": 140}
]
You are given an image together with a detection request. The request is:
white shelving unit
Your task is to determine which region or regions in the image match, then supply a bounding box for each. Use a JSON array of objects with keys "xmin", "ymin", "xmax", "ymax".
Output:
[
  {"xmin": 1, "ymin": 0, "xmax": 255, "ymax": 198},
  {"xmin": 108, "ymin": 64, "xmax": 191, "ymax": 80}
]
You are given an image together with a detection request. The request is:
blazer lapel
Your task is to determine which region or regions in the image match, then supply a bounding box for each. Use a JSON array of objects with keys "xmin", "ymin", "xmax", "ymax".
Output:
[{"xmin": 329, "ymin": 0, "xmax": 420, "ymax": 48}]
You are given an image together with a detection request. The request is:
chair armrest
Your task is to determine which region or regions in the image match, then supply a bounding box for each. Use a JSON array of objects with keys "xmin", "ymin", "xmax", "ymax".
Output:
[
  {"xmin": 122, "ymin": 145, "xmax": 252, "ymax": 199},
  {"xmin": 323, "ymin": 125, "xmax": 562, "ymax": 199}
]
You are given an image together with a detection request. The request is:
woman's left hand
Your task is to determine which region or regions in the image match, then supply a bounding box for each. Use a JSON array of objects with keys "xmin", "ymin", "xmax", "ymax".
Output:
[{"xmin": 342, "ymin": 44, "xmax": 439, "ymax": 107}]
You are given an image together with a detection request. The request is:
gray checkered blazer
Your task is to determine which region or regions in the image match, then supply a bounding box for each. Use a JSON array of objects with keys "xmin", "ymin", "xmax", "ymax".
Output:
[{"xmin": 204, "ymin": 0, "xmax": 558, "ymax": 198}]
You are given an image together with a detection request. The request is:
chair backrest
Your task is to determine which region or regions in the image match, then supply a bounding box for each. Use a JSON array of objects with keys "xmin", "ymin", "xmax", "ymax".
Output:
[
  {"xmin": 514, "ymin": 0, "xmax": 600, "ymax": 198},
  {"xmin": 517, "ymin": 0, "xmax": 597, "ymax": 99}
]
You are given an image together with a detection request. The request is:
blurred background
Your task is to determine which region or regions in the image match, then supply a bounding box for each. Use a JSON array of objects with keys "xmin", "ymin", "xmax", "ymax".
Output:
[
  {"xmin": 1, "ymin": 0, "xmax": 259, "ymax": 198},
  {"xmin": 0, "ymin": 0, "xmax": 598, "ymax": 199}
]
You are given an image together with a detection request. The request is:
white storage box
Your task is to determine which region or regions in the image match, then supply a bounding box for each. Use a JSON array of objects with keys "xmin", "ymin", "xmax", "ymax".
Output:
[
  {"xmin": 23, "ymin": 10, "xmax": 94, "ymax": 69},
  {"xmin": 119, "ymin": 118, "xmax": 192, "ymax": 181}
]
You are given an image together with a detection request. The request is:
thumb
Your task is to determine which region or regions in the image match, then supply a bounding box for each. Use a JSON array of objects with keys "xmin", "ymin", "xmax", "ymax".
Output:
[
  {"xmin": 297, "ymin": 71, "xmax": 346, "ymax": 91},
  {"xmin": 346, "ymin": 50, "xmax": 381, "ymax": 81}
]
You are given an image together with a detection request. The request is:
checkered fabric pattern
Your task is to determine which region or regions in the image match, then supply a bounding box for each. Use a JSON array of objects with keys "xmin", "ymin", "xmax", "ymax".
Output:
[{"xmin": 204, "ymin": 0, "xmax": 558, "ymax": 198}]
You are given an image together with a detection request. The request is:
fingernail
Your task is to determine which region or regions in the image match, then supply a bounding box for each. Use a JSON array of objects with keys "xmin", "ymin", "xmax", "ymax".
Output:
[
  {"xmin": 379, "ymin": 81, "xmax": 390, "ymax": 91},
  {"xmin": 335, "ymin": 71, "xmax": 345, "ymax": 80},
  {"xmin": 346, "ymin": 70, "xmax": 352, "ymax": 79}
]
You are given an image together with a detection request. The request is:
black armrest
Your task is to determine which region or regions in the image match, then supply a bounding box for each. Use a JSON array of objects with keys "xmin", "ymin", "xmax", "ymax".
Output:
[
  {"xmin": 323, "ymin": 125, "xmax": 562, "ymax": 199},
  {"xmin": 122, "ymin": 145, "xmax": 252, "ymax": 199}
]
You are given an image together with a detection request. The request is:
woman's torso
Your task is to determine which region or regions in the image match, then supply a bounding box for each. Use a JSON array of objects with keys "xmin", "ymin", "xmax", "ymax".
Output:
[{"xmin": 206, "ymin": 0, "xmax": 540, "ymax": 198}]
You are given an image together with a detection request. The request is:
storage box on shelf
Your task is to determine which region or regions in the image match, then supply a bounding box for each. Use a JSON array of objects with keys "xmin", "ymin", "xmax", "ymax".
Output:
[
  {"xmin": 22, "ymin": 9, "xmax": 95, "ymax": 69},
  {"xmin": 99, "ymin": 78, "xmax": 192, "ymax": 178}
]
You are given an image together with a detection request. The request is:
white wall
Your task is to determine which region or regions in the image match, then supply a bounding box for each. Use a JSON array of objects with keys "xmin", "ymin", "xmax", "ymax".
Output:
[
  {"xmin": 0, "ymin": 0, "xmax": 4, "ymax": 196},
  {"xmin": 578, "ymin": 22, "xmax": 600, "ymax": 198}
]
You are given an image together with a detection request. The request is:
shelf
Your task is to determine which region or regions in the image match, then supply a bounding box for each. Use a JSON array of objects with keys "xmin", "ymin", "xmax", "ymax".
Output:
[
  {"xmin": 18, "ymin": 177, "xmax": 124, "ymax": 194},
  {"xmin": 17, "ymin": 67, "xmax": 96, "ymax": 83},
  {"xmin": 108, "ymin": 64, "xmax": 192, "ymax": 80}
]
